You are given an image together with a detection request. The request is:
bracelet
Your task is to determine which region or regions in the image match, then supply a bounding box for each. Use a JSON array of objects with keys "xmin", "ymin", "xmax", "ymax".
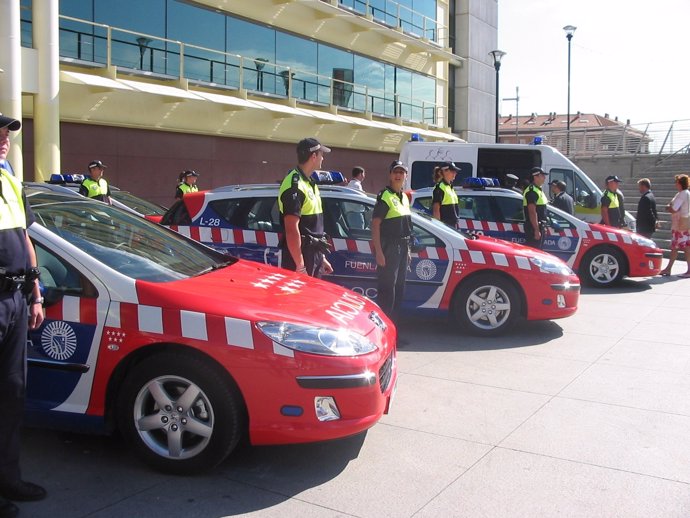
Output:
[
  {"xmin": 296, "ymin": 266, "xmax": 307, "ymax": 274},
  {"xmin": 32, "ymin": 296, "xmax": 45, "ymax": 305}
]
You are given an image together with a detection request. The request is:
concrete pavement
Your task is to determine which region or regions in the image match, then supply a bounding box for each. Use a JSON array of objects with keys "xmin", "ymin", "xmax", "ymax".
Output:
[{"xmin": 16, "ymin": 264, "xmax": 690, "ymax": 517}]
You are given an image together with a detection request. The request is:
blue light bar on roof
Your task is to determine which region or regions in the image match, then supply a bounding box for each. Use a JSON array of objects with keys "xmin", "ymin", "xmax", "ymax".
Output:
[
  {"xmin": 48, "ymin": 173, "xmax": 85, "ymax": 184},
  {"xmin": 310, "ymin": 170, "xmax": 345, "ymax": 184}
]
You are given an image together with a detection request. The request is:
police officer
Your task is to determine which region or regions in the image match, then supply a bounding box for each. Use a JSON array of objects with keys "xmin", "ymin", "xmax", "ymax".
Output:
[
  {"xmin": 175, "ymin": 170, "xmax": 199, "ymax": 200},
  {"xmin": 601, "ymin": 175, "xmax": 623, "ymax": 228},
  {"xmin": 431, "ymin": 162, "xmax": 460, "ymax": 228},
  {"xmin": 79, "ymin": 160, "xmax": 112, "ymax": 205},
  {"xmin": 523, "ymin": 166, "xmax": 549, "ymax": 249},
  {"xmin": 278, "ymin": 138, "xmax": 333, "ymax": 278},
  {"xmin": 371, "ymin": 160, "xmax": 413, "ymax": 320},
  {"xmin": 0, "ymin": 114, "xmax": 47, "ymax": 518}
]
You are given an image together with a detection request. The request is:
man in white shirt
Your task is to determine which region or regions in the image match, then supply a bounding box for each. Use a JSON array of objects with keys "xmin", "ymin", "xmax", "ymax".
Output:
[{"xmin": 347, "ymin": 166, "xmax": 365, "ymax": 191}]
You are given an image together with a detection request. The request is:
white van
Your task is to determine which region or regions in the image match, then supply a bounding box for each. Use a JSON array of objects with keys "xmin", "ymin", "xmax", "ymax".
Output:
[{"xmin": 399, "ymin": 141, "xmax": 634, "ymax": 228}]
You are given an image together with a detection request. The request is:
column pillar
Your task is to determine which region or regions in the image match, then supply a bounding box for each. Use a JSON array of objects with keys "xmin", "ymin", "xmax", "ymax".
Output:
[
  {"xmin": 33, "ymin": 0, "xmax": 61, "ymax": 181},
  {"xmin": 0, "ymin": 0, "xmax": 24, "ymax": 178}
]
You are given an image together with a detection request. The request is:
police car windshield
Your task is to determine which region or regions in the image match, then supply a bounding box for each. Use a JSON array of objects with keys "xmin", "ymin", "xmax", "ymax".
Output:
[{"xmin": 28, "ymin": 193, "xmax": 235, "ymax": 282}]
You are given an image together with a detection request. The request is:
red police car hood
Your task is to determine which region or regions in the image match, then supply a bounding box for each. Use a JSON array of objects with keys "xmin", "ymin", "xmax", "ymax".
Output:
[
  {"xmin": 586, "ymin": 222, "xmax": 631, "ymax": 236},
  {"xmin": 135, "ymin": 260, "xmax": 386, "ymax": 334}
]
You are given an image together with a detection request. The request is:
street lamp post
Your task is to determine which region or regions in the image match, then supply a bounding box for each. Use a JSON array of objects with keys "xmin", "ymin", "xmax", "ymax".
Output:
[
  {"xmin": 503, "ymin": 86, "xmax": 520, "ymax": 142},
  {"xmin": 489, "ymin": 50, "xmax": 506, "ymax": 143},
  {"xmin": 563, "ymin": 25, "xmax": 576, "ymax": 155}
]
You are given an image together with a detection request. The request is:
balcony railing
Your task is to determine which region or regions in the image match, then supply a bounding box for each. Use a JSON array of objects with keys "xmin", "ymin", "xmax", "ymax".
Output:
[
  {"xmin": 54, "ymin": 16, "xmax": 444, "ymax": 126},
  {"xmin": 334, "ymin": 0, "xmax": 446, "ymax": 47}
]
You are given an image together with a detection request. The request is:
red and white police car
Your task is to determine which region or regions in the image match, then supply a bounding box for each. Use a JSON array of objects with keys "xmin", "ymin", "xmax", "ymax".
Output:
[
  {"xmin": 161, "ymin": 183, "xmax": 580, "ymax": 336},
  {"xmin": 25, "ymin": 187, "xmax": 397, "ymax": 474},
  {"xmin": 410, "ymin": 180, "xmax": 663, "ymax": 287}
]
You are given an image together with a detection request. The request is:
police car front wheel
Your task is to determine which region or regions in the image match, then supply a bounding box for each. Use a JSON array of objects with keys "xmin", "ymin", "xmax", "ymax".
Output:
[
  {"xmin": 452, "ymin": 274, "xmax": 521, "ymax": 336},
  {"xmin": 116, "ymin": 352, "xmax": 245, "ymax": 474}
]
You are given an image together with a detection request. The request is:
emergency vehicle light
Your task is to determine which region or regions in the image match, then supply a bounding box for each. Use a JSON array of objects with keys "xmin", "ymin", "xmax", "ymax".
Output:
[
  {"xmin": 461, "ymin": 177, "xmax": 500, "ymax": 189},
  {"xmin": 532, "ymin": 136, "xmax": 544, "ymax": 145},
  {"xmin": 310, "ymin": 170, "xmax": 345, "ymax": 185},
  {"xmin": 48, "ymin": 173, "xmax": 85, "ymax": 184}
]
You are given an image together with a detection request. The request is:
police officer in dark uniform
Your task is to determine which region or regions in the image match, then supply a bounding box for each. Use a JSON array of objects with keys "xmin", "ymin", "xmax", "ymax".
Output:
[
  {"xmin": 278, "ymin": 138, "xmax": 333, "ymax": 278},
  {"xmin": 0, "ymin": 114, "xmax": 47, "ymax": 518},
  {"xmin": 175, "ymin": 170, "xmax": 199, "ymax": 200},
  {"xmin": 372, "ymin": 160, "xmax": 413, "ymax": 319},
  {"xmin": 523, "ymin": 167, "xmax": 549, "ymax": 249},
  {"xmin": 600, "ymin": 175, "xmax": 623, "ymax": 228},
  {"xmin": 79, "ymin": 160, "xmax": 112, "ymax": 205},
  {"xmin": 431, "ymin": 161, "xmax": 461, "ymax": 228}
]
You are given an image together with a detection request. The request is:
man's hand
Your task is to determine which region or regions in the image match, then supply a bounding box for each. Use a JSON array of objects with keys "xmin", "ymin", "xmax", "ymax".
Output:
[
  {"xmin": 29, "ymin": 302, "xmax": 44, "ymax": 330},
  {"xmin": 322, "ymin": 257, "xmax": 333, "ymax": 274}
]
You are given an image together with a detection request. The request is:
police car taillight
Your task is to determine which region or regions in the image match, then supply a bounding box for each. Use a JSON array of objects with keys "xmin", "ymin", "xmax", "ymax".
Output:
[{"xmin": 48, "ymin": 173, "xmax": 85, "ymax": 184}]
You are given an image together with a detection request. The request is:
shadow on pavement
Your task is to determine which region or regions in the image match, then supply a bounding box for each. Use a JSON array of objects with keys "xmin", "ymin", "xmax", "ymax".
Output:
[{"xmin": 395, "ymin": 316, "xmax": 563, "ymax": 352}]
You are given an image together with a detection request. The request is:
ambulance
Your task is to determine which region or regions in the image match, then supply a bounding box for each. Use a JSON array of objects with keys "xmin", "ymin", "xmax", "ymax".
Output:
[{"xmin": 399, "ymin": 140, "xmax": 635, "ymax": 230}]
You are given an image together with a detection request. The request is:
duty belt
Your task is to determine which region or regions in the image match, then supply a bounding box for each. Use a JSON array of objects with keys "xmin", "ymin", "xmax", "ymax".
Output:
[{"xmin": 0, "ymin": 274, "xmax": 26, "ymax": 293}]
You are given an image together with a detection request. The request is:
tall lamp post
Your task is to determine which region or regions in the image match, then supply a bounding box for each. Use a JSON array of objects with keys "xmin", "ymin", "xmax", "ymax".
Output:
[
  {"xmin": 503, "ymin": 86, "xmax": 520, "ymax": 142},
  {"xmin": 563, "ymin": 25, "xmax": 576, "ymax": 155},
  {"xmin": 489, "ymin": 50, "xmax": 506, "ymax": 143}
]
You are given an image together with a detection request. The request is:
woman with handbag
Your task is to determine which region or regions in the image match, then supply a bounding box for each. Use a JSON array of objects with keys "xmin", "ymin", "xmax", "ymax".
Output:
[{"xmin": 659, "ymin": 173, "xmax": 690, "ymax": 277}]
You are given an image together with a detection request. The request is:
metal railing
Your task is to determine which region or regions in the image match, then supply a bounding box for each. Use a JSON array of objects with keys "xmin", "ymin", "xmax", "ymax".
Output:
[
  {"xmin": 335, "ymin": 0, "xmax": 447, "ymax": 47},
  {"xmin": 55, "ymin": 16, "xmax": 444, "ymax": 126},
  {"xmin": 502, "ymin": 119, "xmax": 690, "ymax": 158}
]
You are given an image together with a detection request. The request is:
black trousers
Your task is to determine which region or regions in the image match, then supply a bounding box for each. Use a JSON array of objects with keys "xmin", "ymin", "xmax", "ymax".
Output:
[
  {"xmin": 0, "ymin": 290, "xmax": 28, "ymax": 485},
  {"xmin": 376, "ymin": 240, "xmax": 410, "ymax": 320},
  {"xmin": 281, "ymin": 245, "xmax": 325, "ymax": 279},
  {"xmin": 524, "ymin": 223, "xmax": 546, "ymax": 250}
]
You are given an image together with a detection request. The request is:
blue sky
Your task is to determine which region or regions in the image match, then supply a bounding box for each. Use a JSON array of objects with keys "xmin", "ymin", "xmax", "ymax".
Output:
[{"xmin": 497, "ymin": 0, "xmax": 689, "ymax": 125}]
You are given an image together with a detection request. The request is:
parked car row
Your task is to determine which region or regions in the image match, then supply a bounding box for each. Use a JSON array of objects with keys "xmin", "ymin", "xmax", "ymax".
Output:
[{"xmin": 23, "ymin": 173, "xmax": 661, "ymax": 475}]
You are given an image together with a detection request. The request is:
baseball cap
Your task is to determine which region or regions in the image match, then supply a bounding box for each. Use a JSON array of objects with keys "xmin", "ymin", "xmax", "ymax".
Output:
[
  {"xmin": 531, "ymin": 167, "xmax": 547, "ymax": 176},
  {"xmin": 389, "ymin": 160, "xmax": 408, "ymax": 173},
  {"xmin": 183, "ymin": 170, "xmax": 199, "ymax": 177},
  {"xmin": 88, "ymin": 160, "xmax": 107, "ymax": 169},
  {"xmin": 0, "ymin": 113, "xmax": 21, "ymax": 131},
  {"xmin": 605, "ymin": 175, "xmax": 623, "ymax": 183},
  {"xmin": 297, "ymin": 137, "xmax": 331, "ymax": 155},
  {"xmin": 440, "ymin": 161, "xmax": 460, "ymax": 171}
]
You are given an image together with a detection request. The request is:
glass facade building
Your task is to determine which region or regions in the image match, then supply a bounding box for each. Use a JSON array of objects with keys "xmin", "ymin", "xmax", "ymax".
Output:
[{"xmin": 49, "ymin": 0, "xmax": 440, "ymax": 124}]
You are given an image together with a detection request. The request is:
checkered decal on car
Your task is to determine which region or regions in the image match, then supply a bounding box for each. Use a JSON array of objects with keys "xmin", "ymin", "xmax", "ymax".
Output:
[
  {"xmin": 166, "ymin": 225, "xmax": 539, "ymax": 271},
  {"xmin": 458, "ymin": 219, "xmax": 635, "ymax": 244}
]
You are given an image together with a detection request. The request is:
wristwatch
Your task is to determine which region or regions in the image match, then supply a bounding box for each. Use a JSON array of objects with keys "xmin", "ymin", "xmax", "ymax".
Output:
[{"xmin": 32, "ymin": 296, "xmax": 45, "ymax": 305}]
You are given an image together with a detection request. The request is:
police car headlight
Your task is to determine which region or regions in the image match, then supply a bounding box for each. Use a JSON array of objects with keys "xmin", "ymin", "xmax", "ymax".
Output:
[
  {"xmin": 256, "ymin": 322, "xmax": 378, "ymax": 356},
  {"xmin": 529, "ymin": 257, "xmax": 573, "ymax": 276},
  {"xmin": 631, "ymin": 234, "xmax": 655, "ymax": 248}
]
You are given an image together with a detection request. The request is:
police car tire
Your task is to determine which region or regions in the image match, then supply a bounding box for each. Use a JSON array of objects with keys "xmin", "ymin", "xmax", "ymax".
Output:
[
  {"xmin": 452, "ymin": 274, "xmax": 521, "ymax": 337},
  {"xmin": 580, "ymin": 246, "xmax": 626, "ymax": 287},
  {"xmin": 116, "ymin": 352, "xmax": 245, "ymax": 474}
]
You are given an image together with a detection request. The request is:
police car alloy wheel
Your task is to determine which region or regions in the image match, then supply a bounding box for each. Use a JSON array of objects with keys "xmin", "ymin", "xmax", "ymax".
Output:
[
  {"xmin": 117, "ymin": 353, "xmax": 245, "ymax": 474},
  {"xmin": 580, "ymin": 246, "xmax": 626, "ymax": 287},
  {"xmin": 452, "ymin": 274, "xmax": 522, "ymax": 336}
]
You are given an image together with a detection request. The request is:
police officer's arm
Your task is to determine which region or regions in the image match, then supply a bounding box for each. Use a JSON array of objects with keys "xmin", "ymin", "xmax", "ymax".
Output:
[
  {"xmin": 431, "ymin": 186, "xmax": 443, "ymax": 221},
  {"xmin": 526, "ymin": 203, "xmax": 540, "ymax": 239},
  {"xmin": 601, "ymin": 195, "xmax": 611, "ymax": 226},
  {"xmin": 371, "ymin": 217, "xmax": 385, "ymax": 267},
  {"xmin": 283, "ymin": 215, "xmax": 305, "ymax": 272},
  {"xmin": 24, "ymin": 230, "xmax": 44, "ymax": 330}
]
